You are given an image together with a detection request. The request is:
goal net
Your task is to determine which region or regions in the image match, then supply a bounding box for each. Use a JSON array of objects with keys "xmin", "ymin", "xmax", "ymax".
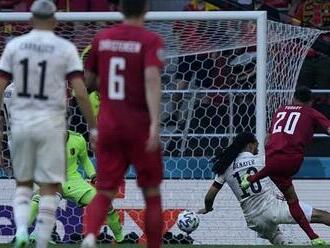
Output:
[{"xmin": 0, "ymin": 12, "xmax": 326, "ymax": 245}]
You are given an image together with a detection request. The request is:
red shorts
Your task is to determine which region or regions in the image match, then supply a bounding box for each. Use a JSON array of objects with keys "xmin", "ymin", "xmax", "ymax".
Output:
[
  {"xmin": 95, "ymin": 130, "xmax": 163, "ymax": 190},
  {"xmin": 266, "ymin": 153, "xmax": 303, "ymax": 192}
]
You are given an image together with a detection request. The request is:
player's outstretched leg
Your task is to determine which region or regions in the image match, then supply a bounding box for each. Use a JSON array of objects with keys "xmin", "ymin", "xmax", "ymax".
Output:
[
  {"xmin": 13, "ymin": 184, "xmax": 33, "ymax": 248},
  {"xmin": 80, "ymin": 188, "xmax": 124, "ymax": 242},
  {"xmin": 28, "ymin": 193, "xmax": 40, "ymax": 243},
  {"xmin": 29, "ymin": 194, "xmax": 40, "ymax": 225},
  {"xmin": 82, "ymin": 191, "xmax": 115, "ymax": 248},
  {"xmin": 143, "ymin": 187, "xmax": 163, "ymax": 248},
  {"xmin": 241, "ymin": 167, "xmax": 270, "ymax": 190},
  {"xmin": 279, "ymin": 184, "xmax": 322, "ymax": 244},
  {"xmin": 106, "ymin": 208, "xmax": 124, "ymax": 242},
  {"xmin": 311, "ymin": 209, "xmax": 330, "ymax": 226}
]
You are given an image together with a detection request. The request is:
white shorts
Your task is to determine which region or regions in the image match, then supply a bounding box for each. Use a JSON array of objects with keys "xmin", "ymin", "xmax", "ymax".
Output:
[
  {"xmin": 246, "ymin": 197, "xmax": 313, "ymax": 242},
  {"xmin": 11, "ymin": 117, "xmax": 66, "ymax": 184}
]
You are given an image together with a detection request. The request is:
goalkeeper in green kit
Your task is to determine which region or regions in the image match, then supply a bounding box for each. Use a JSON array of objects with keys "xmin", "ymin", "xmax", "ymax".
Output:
[{"xmin": 29, "ymin": 130, "xmax": 124, "ymax": 243}]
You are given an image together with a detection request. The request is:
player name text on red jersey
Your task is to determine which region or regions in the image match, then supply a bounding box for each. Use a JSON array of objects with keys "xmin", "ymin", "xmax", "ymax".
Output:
[
  {"xmin": 284, "ymin": 106, "xmax": 302, "ymax": 110},
  {"xmin": 99, "ymin": 40, "xmax": 142, "ymax": 53}
]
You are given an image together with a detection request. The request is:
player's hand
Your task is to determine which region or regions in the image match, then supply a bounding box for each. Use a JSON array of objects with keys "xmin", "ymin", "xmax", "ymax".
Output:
[
  {"xmin": 89, "ymin": 128, "xmax": 98, "ymax": 151},
  {"xmin": 197, "ymin": 208, "xmax": 213, "ymax": 214},
  {"xmin": 90, "ymin": 175, "xmax": 97, "ymax": 186},
  {"xmin": 146, "ymin": 123, "xmax": 160, "ymax": 152}
]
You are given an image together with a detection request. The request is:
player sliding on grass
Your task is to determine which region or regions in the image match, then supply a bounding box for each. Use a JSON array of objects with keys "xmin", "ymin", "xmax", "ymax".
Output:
[
  {"xmin": 28, "ymin": 130, "xmax": 124, "ymax": 243},
  {"xmin": 241, "ymin": 86, "xmax": 330, "ymax": 246},
  {"xmin": 199, "ymin": 132, "xmax": 330, "ymax": 245}
]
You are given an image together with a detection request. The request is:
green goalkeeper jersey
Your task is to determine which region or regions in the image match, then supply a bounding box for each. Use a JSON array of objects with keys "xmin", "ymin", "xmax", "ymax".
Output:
[
  {"xmin": 66, "ymin": 130, "xmax": 95, "ymax": 180},
  {"xmin": 88, "ymin": 90, "xmax": 100, "ymax": 118}
]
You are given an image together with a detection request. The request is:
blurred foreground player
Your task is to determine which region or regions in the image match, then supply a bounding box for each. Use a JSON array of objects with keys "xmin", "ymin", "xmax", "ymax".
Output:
[
  {"xmin": 29, "ymin": 130, "xmax": 123, "ymax": 243},
  {"xmin": 241, "ymin": 86, "xmax": 330, "ymax": 246},
  {"xmin": 199, "ymin": 132, "xmax": 330, "ymax": 245},
  {"xmin": 0, "ymin": 1, "xmax": 96, "ymax": 247},
  {"xmin": 82, "ymin": 0, "xmax": 164, "ymax": 248}
]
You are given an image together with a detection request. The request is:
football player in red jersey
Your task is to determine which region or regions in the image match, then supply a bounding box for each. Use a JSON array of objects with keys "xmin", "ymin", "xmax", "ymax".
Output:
[
  {"xmin": 241, "ymin": 86, "xmax": 330, "ymax": 246},
  {"xmin": 81, "ymin": 0, "xmax": 164, "ymax": 247}
]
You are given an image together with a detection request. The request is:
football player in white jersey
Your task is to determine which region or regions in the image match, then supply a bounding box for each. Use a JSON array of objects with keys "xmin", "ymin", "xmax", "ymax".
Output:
[
  {"xmin": 198, "ymin": 132, "xmax": 330, "ymax": 245},
  {"xmin": 0, "ymin": 1, "xmax": 96, "ymax": 248}
]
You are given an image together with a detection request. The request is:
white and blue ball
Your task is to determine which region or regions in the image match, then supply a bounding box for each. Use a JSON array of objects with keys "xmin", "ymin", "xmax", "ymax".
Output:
[{"xmin": 176, "ymin": 210, "xmax": 200, "ymax": 234}]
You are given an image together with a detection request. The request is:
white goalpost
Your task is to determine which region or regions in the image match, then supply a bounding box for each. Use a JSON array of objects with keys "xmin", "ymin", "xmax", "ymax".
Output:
[{"xmin": 0, "ymin": 11, "xmax": 327, "ymax": 245}]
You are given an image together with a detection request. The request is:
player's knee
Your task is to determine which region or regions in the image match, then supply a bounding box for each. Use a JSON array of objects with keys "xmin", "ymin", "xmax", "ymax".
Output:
[
  {"xmin": 38, "ymin": 183, "xmax": 61, "ymax": 195},
  {"xmin": 16, "ymin": 180, "xmax": 33, "ymax": 188},
  {"xmin": 98, "ymin": 189, "xmax": 117, "ymax": 200},
  {"xmin": 142, "ymin": 187, "xmax": 160, "ymax": 198},
  {"xmin": 79, "ymin": 189, "xmax": 96, "ymax": 206}
]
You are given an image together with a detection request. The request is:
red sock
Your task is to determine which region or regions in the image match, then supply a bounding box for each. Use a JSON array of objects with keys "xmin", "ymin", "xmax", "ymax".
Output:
[
  {"xmin": 288, "ymin": 200, "xmax": 318, "ymax": 240},
  {"xmin": 145, "ymin": 195, "xmax": 163, "ymax": 248},
  {"xmin": 84, "ymin": 193, "xmax": 111, "ymax": 236},
  {"xmin": 248, "ymin": 167, "xmax": 270, "ymax": 183}
]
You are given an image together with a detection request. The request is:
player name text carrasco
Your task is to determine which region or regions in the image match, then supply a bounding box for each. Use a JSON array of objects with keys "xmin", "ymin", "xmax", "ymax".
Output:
[{"xmin": 20, "ymin": 42, "xmax": 55, "ymax": 53}]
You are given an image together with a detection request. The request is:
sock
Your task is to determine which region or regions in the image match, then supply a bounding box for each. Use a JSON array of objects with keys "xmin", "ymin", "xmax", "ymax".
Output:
[
  {"xmin": 248, "ymin": 166, "xmax": 269, "ymax": 183},
  {"xmin": 288, "ymin": 200, "xmax": 318, "ymax": 240},
  {"xmin": 84, "ymin": 193, "xmax": 111, "ymax": 236},
  {"xmin": 145, "ymin": 195, "xmax": 163, "ymax": 248},
  {"xmin": 13, "ymin": 186, "xmax": 33, "ymax": 236},
  {"xmin": 29, "ymin": 194, "xmax": 40, "ymax": 226},
  {"xmin": 35, "ymin": 195, "xmax": 60, "ymax": 248},
  {"xmin": 106, "ymin": 208, "xmax": 123, "ymax": 242}
]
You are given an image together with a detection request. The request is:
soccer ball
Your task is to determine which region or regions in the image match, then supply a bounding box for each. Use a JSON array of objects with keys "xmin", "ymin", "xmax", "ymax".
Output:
[{"xmin": 176, "ymin": 210, "xmax": 200, "ymax": 234}]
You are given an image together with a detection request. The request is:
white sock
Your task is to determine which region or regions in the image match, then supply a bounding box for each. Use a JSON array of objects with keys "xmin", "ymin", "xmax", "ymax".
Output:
[
  {"xmin": 35, "ymin": 195, "xmax": 60, "ymax": 248},
  {"xmin": 82, "ymin": 233, "xmax": 96, "ymax": 248},
  {"xmin": 13, "ymin": 186, "xmax": 33, "ymax": 236}
]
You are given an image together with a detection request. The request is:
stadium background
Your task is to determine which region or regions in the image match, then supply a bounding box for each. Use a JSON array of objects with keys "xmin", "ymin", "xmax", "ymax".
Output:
[{"xmin": 0, "ymin": 0, "xmax": 330, "ymax": 245}]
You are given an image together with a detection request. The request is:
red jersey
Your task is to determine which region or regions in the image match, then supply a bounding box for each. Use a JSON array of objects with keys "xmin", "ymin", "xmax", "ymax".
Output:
[
  {"xmin": 85, "ymin": 23, "xmax": 164, "ymax": 134},
  {"xmin": 266, "ymin": 105, "xmax": 330, "ymax": 156}
]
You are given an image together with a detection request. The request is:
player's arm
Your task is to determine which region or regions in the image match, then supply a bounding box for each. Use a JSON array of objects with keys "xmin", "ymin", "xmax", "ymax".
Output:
[
  {"xmin": 85, "ymin": 71, "xmax": 98, "ymax": 92},
  {"xmin": 84, "ymin": 37, "xmax": 99, "ymax": 92},
  {"xmin": 78, "ymin": 136, "xmax": 96, "ymax": 180},
  {"xmin": 70, "ymin": 78, "xmax": 96, "ymax": 130},
  {"xmin": 198, "ymin": 181, "xmax": 223, "ymax": 214},
  {"xmin": 312, "ymin": 109, "xmax": 330, "ymax": 134},
  {"xmin": 0, "ymin": 43, "xmax": 13, "ymax": 105},
  {"xmin": 0, "ymin": 43, "xmax": 13, "ymax": 157},
  {"xmin": 66, "ymin": 44, "xmax": 96, "ymax": 130},
  {"xmin": 144, "ymin": 35, "xmax": 164, "ymax": 152},
  {"xmin": 145, "ymin": 66, "xmax": 161, "ymax": 152}
]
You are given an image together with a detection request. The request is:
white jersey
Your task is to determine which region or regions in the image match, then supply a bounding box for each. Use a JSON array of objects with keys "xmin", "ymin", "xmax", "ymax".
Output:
[
  {"xmin": 215, "ymin": 152, "xmax": 275, "ymax": 218},
  {"xmin": 0, "ymin": 29, "xmax": 82, "ymax": 128}
]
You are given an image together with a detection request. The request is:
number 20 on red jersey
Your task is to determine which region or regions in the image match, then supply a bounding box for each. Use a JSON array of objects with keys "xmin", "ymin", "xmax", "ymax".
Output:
[{"xmin": 272, "ymin": 111, "xmax": 301, "ymax": 135}]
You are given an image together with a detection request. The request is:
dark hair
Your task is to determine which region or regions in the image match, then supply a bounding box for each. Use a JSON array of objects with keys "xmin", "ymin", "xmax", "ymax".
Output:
[
  {"xmin": 212, "ymin": 132, "xmax": 257, "ymax": 175},
  {"xmin": 120, "ymin": 0, "xmax": 147, "ymax": 18},
  {"xmin": 294, "ymin": 86, "xmax": 312, "ymax": 103}
]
